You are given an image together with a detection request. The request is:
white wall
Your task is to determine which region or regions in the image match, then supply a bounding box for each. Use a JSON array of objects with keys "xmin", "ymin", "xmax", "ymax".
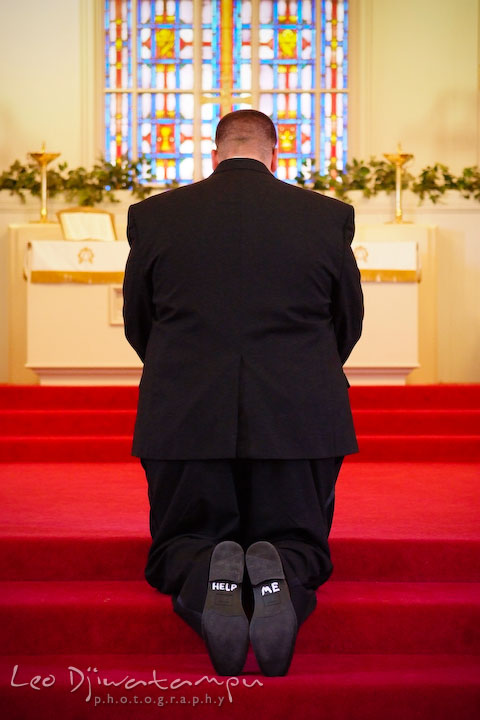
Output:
[
  {"xmin": 0, "ymin": 0, "xmax": 479, "ymax": 383},
  {"xmin": 350, "ymin": 0, "xmax": 479, "ymax": 172},
  {"xmin": 0, "ymin": 0, "xmax": 85, "ymax": 169}
]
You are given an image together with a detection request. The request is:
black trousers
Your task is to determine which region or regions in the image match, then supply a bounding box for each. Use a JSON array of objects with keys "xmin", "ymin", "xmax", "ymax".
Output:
[{"xmin": 141, "ymin": 457, "xmax": 343, "ymax": 636}]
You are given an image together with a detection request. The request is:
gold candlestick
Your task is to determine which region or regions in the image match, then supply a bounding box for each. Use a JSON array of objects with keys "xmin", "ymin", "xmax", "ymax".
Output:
[
  {"xmin": 384, "ymin": 143, "xmax": 413, "ymax": 224},
  {"xmin": 29, "ymin": 142, "xmax": 61, "ymax": 223}
]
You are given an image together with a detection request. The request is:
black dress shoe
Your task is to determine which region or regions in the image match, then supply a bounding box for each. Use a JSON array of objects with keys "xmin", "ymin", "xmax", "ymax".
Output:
[
  {"xmin": 201, "ymin": 541, "xmax": 249, "ymax": 676},
  {"xmin": 245, "ymin": 541, "xmax": 298, "ymax": 676}
]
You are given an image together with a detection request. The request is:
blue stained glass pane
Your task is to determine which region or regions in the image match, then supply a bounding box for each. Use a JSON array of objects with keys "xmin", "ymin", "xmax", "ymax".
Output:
[
  {"xmin": 105, "ymin": 92, "xmax": 132, "ymax": 163},
  {"xmin": 105, "ymin": 0, "xmax": 132, "ymax": 89},
  {"xmin": 232, "ymin": 1, "xmax": 251, "ymax": 91},
  {"xmin": 341, "ymin": 92, "xmax": 348, "ymax": 169},
  {"xmin": 319, "ymin": 1, "xmax": 349, "ymax": 173},
  {"xmin": 137, "ymin": 1, "xmax": 194, "ymax": 90},
  {"xmin": 138, "ymin": 91, "xmax": 194, "ymax": 182},
  {"xmin": 259, "ymin": 0, "xmax": 317, "ymax": 181}
]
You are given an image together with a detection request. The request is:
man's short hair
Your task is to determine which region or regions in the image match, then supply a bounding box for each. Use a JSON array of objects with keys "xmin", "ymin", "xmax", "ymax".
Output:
[{"xmin": 215, "ymin": 110, "xmax": 277, "ymax": 150}]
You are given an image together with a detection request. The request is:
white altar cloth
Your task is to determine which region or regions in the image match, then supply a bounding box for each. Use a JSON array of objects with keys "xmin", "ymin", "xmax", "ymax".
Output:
[
  {"xmin": 352, "ymin": 239, "xmax": 419, "ymax": 282},
  {"xmin": 26, "ymin": 240, "xmax": 129, "ymax": 284}
]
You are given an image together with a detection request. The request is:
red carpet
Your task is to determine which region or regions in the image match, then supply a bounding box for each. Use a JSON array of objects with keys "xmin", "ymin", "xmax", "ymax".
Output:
[{"xmin": 0, "ymin": 385, "xmax": 479, "ymax": 718}]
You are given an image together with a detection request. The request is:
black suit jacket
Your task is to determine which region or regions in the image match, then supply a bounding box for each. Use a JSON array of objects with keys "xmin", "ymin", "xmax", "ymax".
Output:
[{"xmin": 123, "ymin": 158, "xmax": 363, "ymax": 459}]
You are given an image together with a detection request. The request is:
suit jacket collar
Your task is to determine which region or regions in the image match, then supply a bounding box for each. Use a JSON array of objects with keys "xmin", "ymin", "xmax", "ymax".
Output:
[{"xmin": 213, "ymin": 157, "xmax": 272, "ymax": 176}]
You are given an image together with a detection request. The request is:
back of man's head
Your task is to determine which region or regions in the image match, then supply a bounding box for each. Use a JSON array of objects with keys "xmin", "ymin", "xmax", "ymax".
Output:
[{"xmin": 214, "ymin": 110, "xmax": 277, "ymax": 166}]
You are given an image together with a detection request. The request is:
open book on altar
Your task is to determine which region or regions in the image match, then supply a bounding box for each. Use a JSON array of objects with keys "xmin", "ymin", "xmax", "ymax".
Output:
[{"xmin": 57, "ymin": 207, "xmax": 117, "ymax": 242}]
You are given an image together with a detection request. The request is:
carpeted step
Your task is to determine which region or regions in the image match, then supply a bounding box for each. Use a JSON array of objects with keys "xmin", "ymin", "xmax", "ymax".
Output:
[
  {"xmin": 0, "ymin": 385, "xmax": 139, "ymax": 409},
  {"xmin": 0, "ymin": 383, "xmax": 480, "ymax": 409},
  {"xmin": 1, "ymin": 434, "xmax": 479, "ymax": 462},
  {"xmin": 1, "ymin": 581, "xmax": 479, "ymax": 656},
  {"xmin": 0, "ymin": 536, "xmax": 148, "ymax": 582},
  {"xmin": 353, "ymin": 409, "xmax": 480, "ymax": 435},
  {"xmin": 0, "ymin": 409, "xmax": 137, "ymax": 436},
  {"xmin": 2, "ymin": 535, "xmax": 480, "ymax": 583},
  {"xmin": 0, "ymin": 436, "xmax": 136, "ymax": 462},
  {"xmin": 3, "ymin": 408, "xmax": 479, "ymax": 436},
  {"xmin": 349, "ymin": 385, "xmax": 480, "ymax": 409},
  {"xmin": 1, "ymin": 653, "xmax": 479, "ymax": 720},
  {"xmin": 1, "ymin": 384, "xmax": 479, "ymax": 410},
  {"xmin": 331, "ymin": 537, "xmax": 480, "ymax": 582},
  {"xmin": 351, "ymin": 435, "xmax": 480, "ymax": 462}
]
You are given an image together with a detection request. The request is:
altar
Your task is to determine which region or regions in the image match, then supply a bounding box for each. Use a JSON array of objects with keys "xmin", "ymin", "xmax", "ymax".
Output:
[
  {"xmin": 8, "ymin": 223, "xmax": 141, "ymax": 386},
  {"xmin": 345, "ymin": 223, "xmax": 437, "ymax": 385},
  {"xmin": 8, "ymin": 221, "xmax": 435, "ymax": 386},
  {"xmin": 25, "ymin": 238, "xmax": 142, "ymax": 385}
]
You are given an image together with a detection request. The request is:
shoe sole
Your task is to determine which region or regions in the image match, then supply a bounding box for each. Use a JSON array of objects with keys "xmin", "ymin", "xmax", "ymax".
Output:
[
  {"xmin": 201, "ymin": 541, "xmax": 249, "ymax": 676},
  {"xmin": 246, "ymin": 541, "xmax": 298, "ymax": 676}
]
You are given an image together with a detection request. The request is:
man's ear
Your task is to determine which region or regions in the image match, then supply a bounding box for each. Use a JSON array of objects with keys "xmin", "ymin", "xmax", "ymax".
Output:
[
  {"xmin": 270, "ymin": 147, "xmax": 278, "ymax": 173},
  {"xmin": 211, "ymin": 148, "xmax": 219, "ymax": 170}
]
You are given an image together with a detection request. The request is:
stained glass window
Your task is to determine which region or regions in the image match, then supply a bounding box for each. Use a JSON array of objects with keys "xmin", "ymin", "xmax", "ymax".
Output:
[{"xmin": 104, "ymin": 0, "xmax": 349, "ymax": 183}]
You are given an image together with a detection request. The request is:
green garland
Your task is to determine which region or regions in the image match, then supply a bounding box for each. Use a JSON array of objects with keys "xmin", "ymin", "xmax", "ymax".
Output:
[
  {"xmin": 296, "ymin": 159, "xmax": 480, "ymax": 204},
  {"xmin": 0, "ymin": 156, "xmax": 176, "ymax": 207},
  {"xmin": 0, "ymin": 155, "xmax": 479, "ymax": 206}
]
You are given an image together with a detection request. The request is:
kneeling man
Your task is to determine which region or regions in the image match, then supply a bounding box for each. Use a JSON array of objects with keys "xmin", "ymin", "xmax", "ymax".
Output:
[{"xmin": 123, "ymin": 109, "xmax": 363, "ymax": 676}]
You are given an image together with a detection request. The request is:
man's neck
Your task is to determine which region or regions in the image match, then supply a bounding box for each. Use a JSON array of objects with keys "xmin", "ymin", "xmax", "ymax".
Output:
[{"xmin": 221, "ymin": 155, "xmax": 271, "ymax": 170}]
